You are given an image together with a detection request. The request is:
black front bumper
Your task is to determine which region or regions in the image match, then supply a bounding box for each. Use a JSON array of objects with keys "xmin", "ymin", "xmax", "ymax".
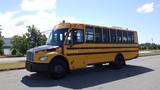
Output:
[{"xmin": 25, "ymin": 61, "xmax": 49, "ymax": 72}]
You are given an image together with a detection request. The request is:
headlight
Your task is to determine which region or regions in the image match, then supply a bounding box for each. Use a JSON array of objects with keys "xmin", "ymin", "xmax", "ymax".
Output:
[{"xmin": 39, "ymin": 56, "xmax": 48, "ymax": 61}]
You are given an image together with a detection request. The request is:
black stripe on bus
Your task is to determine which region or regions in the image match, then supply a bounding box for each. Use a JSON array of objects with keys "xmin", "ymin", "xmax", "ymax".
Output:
[
  {"xmin": 67, "ymin": 46, "xmax": 138, "ymax": 50},
  {"xmin": 67, "ymin": 50, "xmax": 138, "ymax": 56}
]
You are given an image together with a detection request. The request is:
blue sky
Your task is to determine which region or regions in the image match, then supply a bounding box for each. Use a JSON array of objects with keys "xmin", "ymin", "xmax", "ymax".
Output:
[{"xmin": 0, "ymin": 0, "xmax": 160, "ymax": 44}]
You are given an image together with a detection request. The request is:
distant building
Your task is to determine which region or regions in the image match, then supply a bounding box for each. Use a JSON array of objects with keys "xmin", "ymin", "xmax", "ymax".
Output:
[{"xmin": 3, "ymin": 38, "xmax": 12, "ymax": 55}]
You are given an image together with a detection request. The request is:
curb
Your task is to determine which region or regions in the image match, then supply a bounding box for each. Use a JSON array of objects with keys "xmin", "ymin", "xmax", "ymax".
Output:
[
  {"xmin": 0, "ymin": 67, "xmax": 25, "ymax": 72},
  {"xmin": 139, "ymin": 54, "xmax": 160, "ymax": 57}
]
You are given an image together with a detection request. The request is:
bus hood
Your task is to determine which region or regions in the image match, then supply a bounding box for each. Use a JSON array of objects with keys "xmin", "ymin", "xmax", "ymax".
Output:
[{"xmin": 27, "ymin": 45, "xmax": 59, "ymax": 53}]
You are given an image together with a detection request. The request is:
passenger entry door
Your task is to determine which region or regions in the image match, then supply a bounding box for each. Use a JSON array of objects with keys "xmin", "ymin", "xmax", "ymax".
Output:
[{"xmin": 63, "ymin": 29, "xmax": 86, "ymax": 69}]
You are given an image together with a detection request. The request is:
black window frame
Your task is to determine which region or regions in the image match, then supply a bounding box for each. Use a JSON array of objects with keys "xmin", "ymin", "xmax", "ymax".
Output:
[
  {"xmin": 103, "ymin": 28, "xmax": 110, "ymax": 43},
  {"xmin": 95, "ymin": 27, "xmax": 102, "ymax": 43},
  {"xmin": 128, "ymin": 31, "xmax": 134, "ymax": 44},
  {"xmin": 122, "ymin": 31, "xmax": 128, "ymax": 44},
  {"xmin": 117, "ymin": 30, "xmax": 122, "ymax": 43},
  {"xmin": 110, "ymin": 29, "xmax": 117, "ymax": 43},
  {"xmin": 85, "ymin": 26, "xmax": 94, "ymax": 43},
  {"xmin": 73, "ymin": 29, "xmax": 84, "ymax": 44}
]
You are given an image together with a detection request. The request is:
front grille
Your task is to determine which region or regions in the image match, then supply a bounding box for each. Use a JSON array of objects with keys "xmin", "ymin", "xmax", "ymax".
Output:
[{"xmin": 26, "ymin": 51, "xmax": 34, "ymax": 61}]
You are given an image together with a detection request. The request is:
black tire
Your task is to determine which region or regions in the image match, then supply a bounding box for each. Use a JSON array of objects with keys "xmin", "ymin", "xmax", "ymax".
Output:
[
  {"xmin": 109, "ymin": 55, "xmax": 126, "ymax": 69},
  {"xmin": 94, "ymin": 63, "xmax": 103, "ymax": 68},
  {"xmin": 36, "ymin": 71, "xmax": 45, "ymax": 74},
  {"xmin": 49, "ymin": 59, "xmax": 69, "ymax": 79}
]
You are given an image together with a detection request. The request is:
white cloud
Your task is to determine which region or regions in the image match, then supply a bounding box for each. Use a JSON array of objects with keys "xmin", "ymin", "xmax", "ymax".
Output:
[
  {"xmin": 20, "ymin": 0, "xmax": 56, "ymax": 11},
  {"xmin": 0, "ymin": 0, "xmax": 78, "ymax": 37},
  {"xmin": 136, "ymin": 2, "xmax": 154, "ymax": 13}
]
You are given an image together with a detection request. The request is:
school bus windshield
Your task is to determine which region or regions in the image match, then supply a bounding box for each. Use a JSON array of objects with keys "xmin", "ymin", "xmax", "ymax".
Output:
[{"xmin": 46, "ymin": 28, "xmax": 68, "ymax": 46}]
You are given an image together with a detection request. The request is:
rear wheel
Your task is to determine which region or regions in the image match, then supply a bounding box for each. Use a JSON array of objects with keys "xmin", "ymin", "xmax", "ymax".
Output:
[
  {"xmin": 109, "ymin": 55, "xmax": 126, "ymax": 69},
  {"xmin": 49, "ymin": 59, "xmax": 69, "ymax": 79}
]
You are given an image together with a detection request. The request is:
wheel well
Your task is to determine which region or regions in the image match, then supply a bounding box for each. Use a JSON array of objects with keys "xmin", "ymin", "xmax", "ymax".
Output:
[{"xmin": 50, "ymin": 55, "xmax": 69, "ymax": 69}]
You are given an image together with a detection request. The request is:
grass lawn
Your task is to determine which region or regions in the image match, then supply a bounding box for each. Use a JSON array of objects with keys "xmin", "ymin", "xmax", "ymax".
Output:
[
  {"xmin": 0, "ymin": 56, "xmax": 6, "ymax": 58},
  {"xmin": 0, "ymin": 55, "xmax": 24, "ymax": 58},
  {"xmin": 0, "ymin": 61, "xmax": 25, "ymax": 71}
]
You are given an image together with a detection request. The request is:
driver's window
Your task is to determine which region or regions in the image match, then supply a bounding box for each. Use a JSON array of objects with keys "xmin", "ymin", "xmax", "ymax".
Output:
[
  {"xmin": 66, "ymin": 32, "xmax": 72, "ymax": 44},
  {"xmin": 66, "ymin": 29, "xmax": 84, "ymax": 45},
  {"xmin": 73, "ymin": 29, "xmax": 84, "ymax": 44}
]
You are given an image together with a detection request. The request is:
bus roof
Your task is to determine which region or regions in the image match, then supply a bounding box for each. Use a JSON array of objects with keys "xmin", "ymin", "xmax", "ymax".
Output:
[{"xmin": 55, "ymin": 22, "xmax": 136, "ymax": 32}]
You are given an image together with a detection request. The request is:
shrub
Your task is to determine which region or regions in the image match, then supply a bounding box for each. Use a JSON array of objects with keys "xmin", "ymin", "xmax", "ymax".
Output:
[{"xmin": 11, "ymin": 48, "xmax": 23, "ymax": 56}]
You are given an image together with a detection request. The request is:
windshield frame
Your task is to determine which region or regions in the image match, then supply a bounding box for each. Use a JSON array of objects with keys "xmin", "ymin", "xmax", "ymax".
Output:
[{"xmin": 46, "ymin": 28, "xmax": 68, "ymax": 46}]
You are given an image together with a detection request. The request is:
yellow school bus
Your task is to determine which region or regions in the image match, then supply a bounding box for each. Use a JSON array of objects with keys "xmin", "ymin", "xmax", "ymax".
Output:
[{"xmin": 26, "ymin": 22, "xmax": 138, "ymax": 79}]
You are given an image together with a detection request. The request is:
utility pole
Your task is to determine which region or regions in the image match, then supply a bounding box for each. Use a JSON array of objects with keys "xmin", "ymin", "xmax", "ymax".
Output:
[
  {"xmin": 151, "ymin": 38, "xmax": 154, "ymax": 50},
  {"xmin": 151, "ymin": 38, "xmax": 153, "ymax": 44},
  {"xmin": 0, "ymin": 25, "xmax": 2, "ymax": 37}
]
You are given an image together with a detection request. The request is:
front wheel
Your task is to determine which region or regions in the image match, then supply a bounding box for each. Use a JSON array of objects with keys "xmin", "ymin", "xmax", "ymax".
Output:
[{"xmin": 49, "ymin": 59, "xmax": 69, "ymax": 79}]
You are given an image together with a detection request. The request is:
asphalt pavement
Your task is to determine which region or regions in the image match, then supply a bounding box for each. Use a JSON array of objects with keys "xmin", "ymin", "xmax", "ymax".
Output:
[{"xmin": 0, "ymin": 55, "xmax": 160, "ymax": 90}]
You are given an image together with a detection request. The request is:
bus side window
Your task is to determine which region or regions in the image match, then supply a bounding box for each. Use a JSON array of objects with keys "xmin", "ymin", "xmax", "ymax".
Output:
[
  {"xmin": 103, "ymin": 28, "xmax": 110, "ymax": 43},
  {"xmin": 73, "ymin": 29, "xmax": 84, "ymax": 44},
  {"xmin": 123, "ymin": 31, "xmax": 128, "ymax": 43},
  {"xmin": 111, "ymin": 30, "xmax": 116, "ymax": 43},
  {"xmin": 128, "ymin": 32, "xmax": 134, "ymax": 43},
  {"xmin": 95, "ymin": 27, "xmax": 102, "ymax": 43},
  {"xmin": 117, "ymin": 30, "xmax": 122, "ymax": 43},
  {"xmin": 85, "ymin": 27, "xmax": 94, "ymax": 43}
]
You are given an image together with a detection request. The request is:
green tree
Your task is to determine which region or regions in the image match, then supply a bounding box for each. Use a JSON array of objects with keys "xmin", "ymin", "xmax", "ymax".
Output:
[
  {"xmin": 158, "ymin": 45, "xmax": 160, "ymax": 49},
  {"xmin": 0, "ymin": 36, "xmax": 4, "ymax": 55},
  {"xmin": 25, "ymin": 25, "xmax": 47, "ymax": 48},
  {"xmin": 11, "ymin": 25, "xmax": 47, "ymax": 56},
  {"xmin": 11, "ymin": 35, "xmax": 28, "ymax": 56},
  {"xmin": 139, "ymin": 43, "xmax": 160, "ymax": 50}
]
